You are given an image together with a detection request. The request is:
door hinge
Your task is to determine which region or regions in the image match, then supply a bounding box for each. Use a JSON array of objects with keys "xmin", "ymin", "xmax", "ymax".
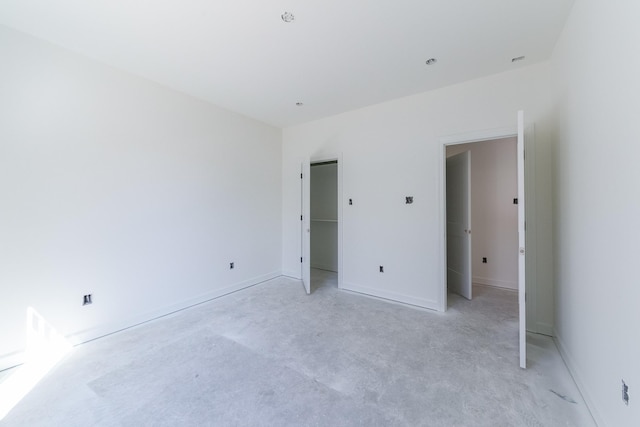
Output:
[
  {"xmin": 300, "ymin": 257, "xmax": 303, "ymax": 263},
  {"xmin": 300, "ymin": 173, "xmax": 303, "ymax": 179},
  {"xmin": 301, "ymin": 215, "xmax": 303, "ymax": 221}
]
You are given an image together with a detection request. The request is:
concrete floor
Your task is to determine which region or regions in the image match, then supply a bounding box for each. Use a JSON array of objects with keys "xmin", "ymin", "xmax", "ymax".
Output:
[{"xmin": 1, "ymin": 270, "xmax": 595, "ymax": 426}]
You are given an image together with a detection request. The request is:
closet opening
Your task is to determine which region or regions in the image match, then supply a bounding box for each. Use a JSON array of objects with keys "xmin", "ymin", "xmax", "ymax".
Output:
[{"xmin": 309, "ymin": 160, "xmax": 339, "ymax": 293}]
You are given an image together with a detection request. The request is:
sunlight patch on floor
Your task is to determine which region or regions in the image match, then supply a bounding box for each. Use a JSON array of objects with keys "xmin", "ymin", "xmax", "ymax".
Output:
[{"xmin": 0, "ymin": 308, "xmax": 72, "ymax": 421}]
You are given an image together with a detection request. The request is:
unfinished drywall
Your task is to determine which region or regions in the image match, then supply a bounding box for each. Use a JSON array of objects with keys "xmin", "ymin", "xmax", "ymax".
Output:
[
  {"xmin": 282, "ymin": 61, "xmax": 555, "ymax": 332},
  {"xmin": 310, "ymin": 163, "xmax": 338, "ymax": 272},
  {"xmin": 0, "ymin": 26, "xmax": 282, "ymax": 369},
  {"xmin": 551, "ymin": 0, "xmax": 640, "ymax": 425}
]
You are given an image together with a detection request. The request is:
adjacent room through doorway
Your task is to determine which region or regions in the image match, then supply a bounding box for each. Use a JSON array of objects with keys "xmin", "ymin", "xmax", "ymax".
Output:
[
  {"xmin": 446, "ymin": 137, "xmax": 519, "ymax": 304},
  {"xmin": 445, "ymin": 135, "xmax": 524, "ymax": 368}
]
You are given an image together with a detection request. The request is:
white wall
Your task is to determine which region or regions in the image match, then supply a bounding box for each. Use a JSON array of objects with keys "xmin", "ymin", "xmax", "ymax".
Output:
[
  {"xmin": 551, "ymin": 1, "xmax": 640, "ymax": 425},
  {"xmin": 0, "ymin": 26, "xmax": 282, "ymax": 369},
  {"xmin": 310, "ymin": 163, "xmax": 338, "ymax": 272},
  {"xmin": 282, "ymin": 62, "xmax": 555, "ymax": 327}
]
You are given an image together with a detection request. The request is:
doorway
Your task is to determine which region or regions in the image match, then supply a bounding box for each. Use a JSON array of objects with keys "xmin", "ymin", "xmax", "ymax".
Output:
[
  {"xmin": 310, "ymin": 161, "xmax": 339, "ymax": 292},
  {"xmin": 301, "ymin": 156, "xmax": 343, "ymax": 294},
  {"xmin": 446, "ymin": 138, "xmax": 519, "ymax": 302},
  {"xmin": 440, "ymin": 112, "xmax": 528, "ymax": 368}
]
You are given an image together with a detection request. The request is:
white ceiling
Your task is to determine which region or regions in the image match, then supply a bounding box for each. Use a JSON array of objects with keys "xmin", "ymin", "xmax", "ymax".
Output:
[{"xmin": 0, "ymin": 0, "xmax": 575, "ymax": 127}]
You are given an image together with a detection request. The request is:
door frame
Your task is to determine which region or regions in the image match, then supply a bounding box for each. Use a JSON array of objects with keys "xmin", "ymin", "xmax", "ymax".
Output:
[
  {"xmin": 301, "ymin": 160, "xmax": 311, "ymax": 293},
  {"xmin": 440, "ymin": 119, "xmax": 535, "ymax": 368},
  {"xmin": 301, "ymin": 153, "xmax": 344, "ymax": 290}
]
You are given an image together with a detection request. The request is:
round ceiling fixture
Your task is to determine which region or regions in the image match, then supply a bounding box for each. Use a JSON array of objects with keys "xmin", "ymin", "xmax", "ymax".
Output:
[
  {"xmin": 425, "ymin": 58, "xmax": 437, "ymax": 65},
  {"xmin": 281, "ymin": 12, "xmax": 295, "ymax": 22},
  {"xmin": 296, "ymin": 102, "xmax": 304, "ymax": 107}
]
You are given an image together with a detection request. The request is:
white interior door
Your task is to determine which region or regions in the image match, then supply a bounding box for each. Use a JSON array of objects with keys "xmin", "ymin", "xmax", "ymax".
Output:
[
  {"xmin": 301, "ymin": 160, "xmax": 311, "ymax": 294},
  {"xmin": 446, "ymin": 151, "xmax": 472, "ymax": 300},
  {"xmin": 517, "ymin": 110, "xmax": 527, "ymax": 369}
]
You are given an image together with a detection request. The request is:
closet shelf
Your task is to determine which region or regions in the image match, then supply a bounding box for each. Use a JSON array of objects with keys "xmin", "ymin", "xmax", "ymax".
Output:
[{"xmin": 311, "ymin": 219, "xmax": 338, "ymax": 223}]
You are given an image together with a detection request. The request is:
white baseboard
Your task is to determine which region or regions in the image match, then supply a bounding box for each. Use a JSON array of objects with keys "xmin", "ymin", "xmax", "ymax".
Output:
[
  {"xmin": 554, "ymin": 330, "xmax": 603, "ymax": 427},
  {"xmin": 310, "ymin": 264, "xmax": 337, "ymax": 272},
  {"xmin": 0, "ymin": 351, "xmax": 24, "ymax": 372},
  {"xmin": 69, "ymin": 271, "xmax": 282, "ymax": 345},
  {"xmin": 281, "ymin": 269, "xmax": 300, "ymax": 279},
  {"xmin": 473, "ymin": 276, "xmax": 517, "ymax": 290},
  {"xmin": 473, "ymin": 282, "xmax": 518, "ymax": 294},
  {"xmin": 535, "ymin": 322, "xmax": 554, "ymax": 337},
  {"xmin": 0, "ymin": 271, "xmax": 282, "ymax": 371},
  {"xmin": 341, "ymin": 282, "xmax": 439, "ymax": 311}
]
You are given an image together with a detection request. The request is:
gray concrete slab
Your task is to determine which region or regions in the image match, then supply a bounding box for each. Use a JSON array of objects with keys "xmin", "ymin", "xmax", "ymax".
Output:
[{"xmin": 1, "ymin": 270, "xmax": 595, "ymax": 426}]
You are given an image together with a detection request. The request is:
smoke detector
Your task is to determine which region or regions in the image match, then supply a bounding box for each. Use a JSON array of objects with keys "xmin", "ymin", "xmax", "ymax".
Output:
[{"xmin": 281, "ymin": 12, "xmax": 295, "ymax": 23}]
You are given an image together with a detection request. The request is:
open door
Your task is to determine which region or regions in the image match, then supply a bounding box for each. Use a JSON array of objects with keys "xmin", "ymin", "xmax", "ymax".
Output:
[
  {"xmin": 517, "ymin": 111, "xmax": 527, "ymax": 369},
  {"xmin": 301, "ymin": 160, "xmax": 311, "ymax": 294},
  {"xmin": 446, "ymin": 151, "xmax": 472, "ymax": 300}
]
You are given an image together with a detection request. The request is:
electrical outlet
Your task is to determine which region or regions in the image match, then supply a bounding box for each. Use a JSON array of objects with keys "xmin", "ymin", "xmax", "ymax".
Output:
[
  {"xmin": 482, "ymin": 257, "xmax": 487, "ymax": 263},
  {"xmin": 379, "ymin": 266, "xmax": 384, "ymax": 273},
  {"xmin": 83, "ymin": 294, "xmax": 92, "ymax": 306},
  {"xmin": 622, "ymin": 380, "xmax": 629, "ymax": 405},
  {"xmin": 230, "ymin": 262, "xmax": 234, "ymax": 269}
]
